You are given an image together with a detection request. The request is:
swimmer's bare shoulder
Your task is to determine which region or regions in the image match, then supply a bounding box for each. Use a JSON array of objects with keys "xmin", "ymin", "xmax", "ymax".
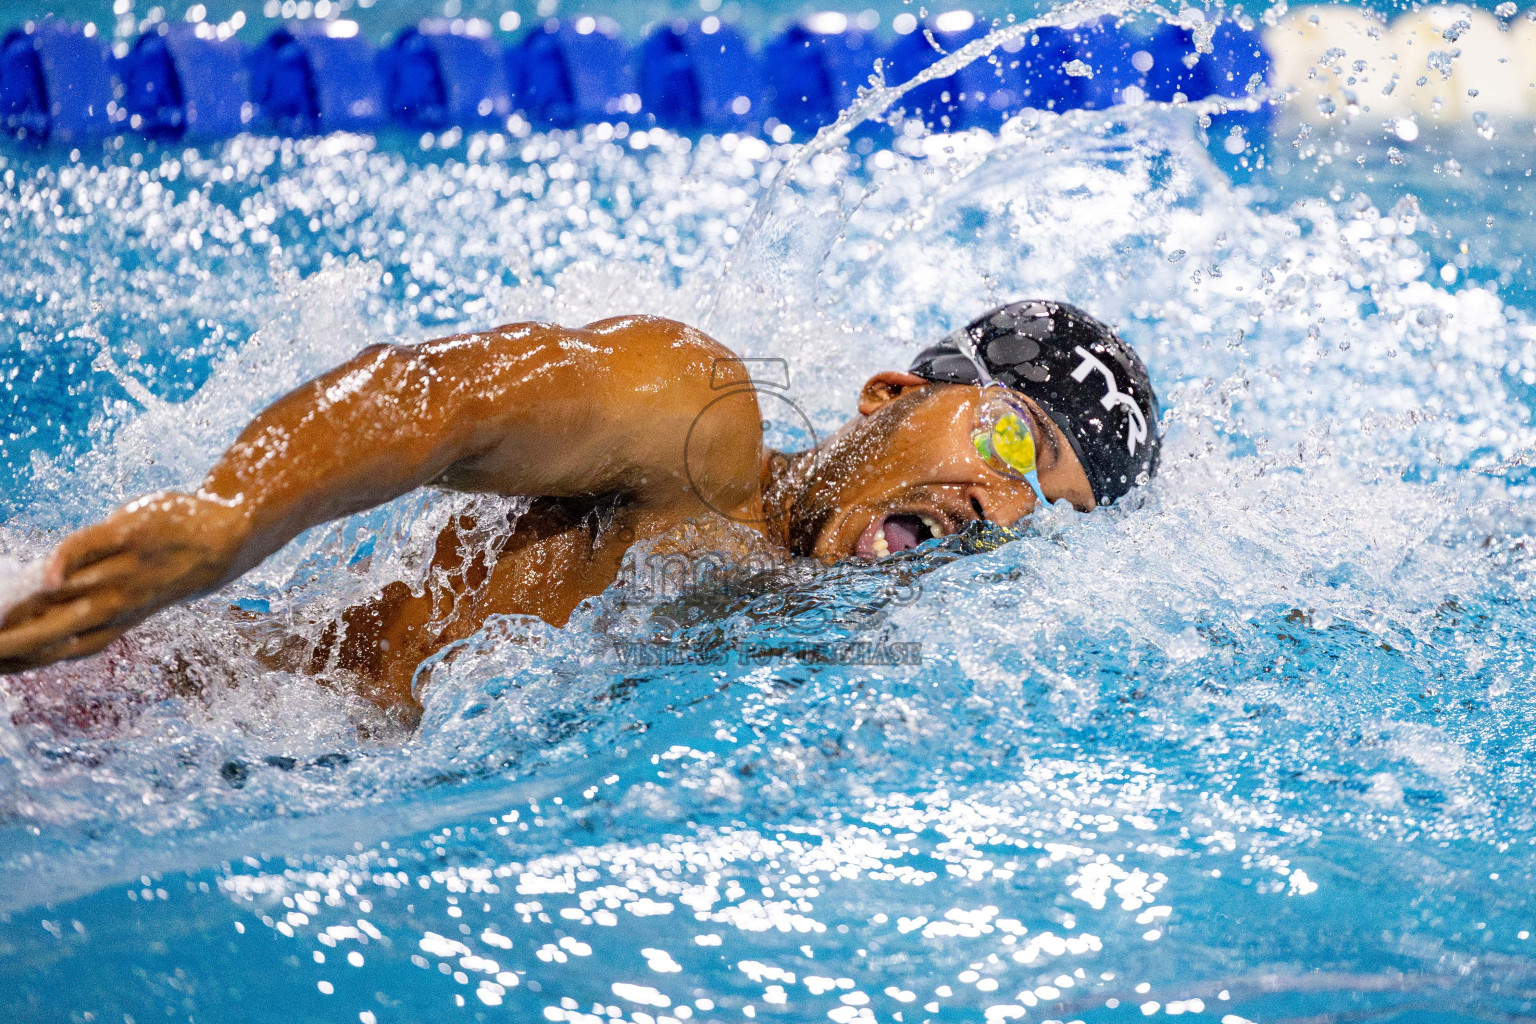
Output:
[{"xmin": 0, "ymin": 315, "xmax": 766, "ymax": 675}]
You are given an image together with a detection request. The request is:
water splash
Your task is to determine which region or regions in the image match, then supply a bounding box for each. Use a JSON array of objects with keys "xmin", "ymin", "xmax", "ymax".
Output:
[{"xmin": 2, "ymin": 20, "xmax": 1536, "ymax": 1019}]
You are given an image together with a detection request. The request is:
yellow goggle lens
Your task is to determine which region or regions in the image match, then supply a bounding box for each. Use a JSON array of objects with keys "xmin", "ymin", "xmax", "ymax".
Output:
[
  {"xmin": 989, "ymin": 410, "xmax": 1037, "ymax": 477},
  {"xmin": 970, "ymin": 386, "xmax": 1051, "ymax": 510}
]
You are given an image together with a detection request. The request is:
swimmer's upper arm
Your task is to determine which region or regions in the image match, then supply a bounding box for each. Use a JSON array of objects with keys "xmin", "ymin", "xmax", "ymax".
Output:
[{"xmin": 429, "ymin": 315, "xmax": 763, "ymax": 515}]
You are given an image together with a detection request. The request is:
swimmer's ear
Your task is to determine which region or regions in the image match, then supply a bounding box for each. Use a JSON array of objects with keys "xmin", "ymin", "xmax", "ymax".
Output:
[{"xmin": 858, "ymin": 372, "xmax": 930, "ymax": 416}]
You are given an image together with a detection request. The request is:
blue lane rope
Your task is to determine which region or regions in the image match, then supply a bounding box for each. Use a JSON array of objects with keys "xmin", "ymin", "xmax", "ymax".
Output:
[{"xmin": 0, "ymin": 13, "xmax": 1272, "ymax": 147}]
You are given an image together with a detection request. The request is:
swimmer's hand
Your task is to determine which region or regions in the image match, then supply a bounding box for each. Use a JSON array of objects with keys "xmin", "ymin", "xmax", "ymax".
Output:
[{"xmin": 0, "ymin": 492, "xmax": 248, "ymax": 673}]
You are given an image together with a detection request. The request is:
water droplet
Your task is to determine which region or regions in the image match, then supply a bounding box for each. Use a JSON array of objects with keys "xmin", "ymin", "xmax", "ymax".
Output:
[
  {"xmin": 1427, "ymin": 50, "xmax": 1457, "ymax": 82},
  {"xmin": 1167, "ymin": 250, "xmax": 1186, "ymax": 263}
]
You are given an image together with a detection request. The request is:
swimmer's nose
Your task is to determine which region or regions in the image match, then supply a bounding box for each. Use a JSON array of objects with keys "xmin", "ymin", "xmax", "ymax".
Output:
[
  {"xmin": 967, "ymin": 488, "xmax": 991, "ymax": 523},
  {"xmin": 966, "ymin": 484, "xmax": 1033, "ymax": 527}
]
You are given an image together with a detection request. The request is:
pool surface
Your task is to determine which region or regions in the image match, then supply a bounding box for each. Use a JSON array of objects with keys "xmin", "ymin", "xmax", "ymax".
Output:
[{"xmin": 3, "ymin": 3, "xmax": 1536, "ymax": 1022}]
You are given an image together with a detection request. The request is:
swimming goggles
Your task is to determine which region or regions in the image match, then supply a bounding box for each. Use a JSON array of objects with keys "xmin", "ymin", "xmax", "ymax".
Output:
[{"xmin": 970, "ymin": 383, "xmax": 1050, "ymax": 508}]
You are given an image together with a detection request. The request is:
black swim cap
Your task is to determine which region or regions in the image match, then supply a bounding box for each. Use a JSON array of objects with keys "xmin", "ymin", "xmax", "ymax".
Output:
[{"xmin": 908, "ymin": 300, "xmax": 1161, "ymax": 505}]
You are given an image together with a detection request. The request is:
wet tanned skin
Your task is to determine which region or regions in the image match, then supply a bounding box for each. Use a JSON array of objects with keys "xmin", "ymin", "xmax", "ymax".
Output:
[{"xmin": 0, "ymin": 319, "xmax": 1095, "ymax": 724}]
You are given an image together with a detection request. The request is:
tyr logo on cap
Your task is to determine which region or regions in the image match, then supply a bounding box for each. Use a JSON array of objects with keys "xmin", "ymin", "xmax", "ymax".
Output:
[{"xmin": 1070, "ymin": 346, "xmax": 1148, "ymax": 456}]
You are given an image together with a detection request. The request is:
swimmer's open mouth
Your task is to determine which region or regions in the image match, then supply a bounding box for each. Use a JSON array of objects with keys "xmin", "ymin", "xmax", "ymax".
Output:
[{"xmin": 854, "ymin": 512, "xmax": 950, "ymax": 559}]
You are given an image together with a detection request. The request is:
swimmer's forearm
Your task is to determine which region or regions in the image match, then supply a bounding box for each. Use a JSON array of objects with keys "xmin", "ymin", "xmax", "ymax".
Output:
[{"xmin": 196, "ymin": 328, "xmax": 570, "ymax": 569}]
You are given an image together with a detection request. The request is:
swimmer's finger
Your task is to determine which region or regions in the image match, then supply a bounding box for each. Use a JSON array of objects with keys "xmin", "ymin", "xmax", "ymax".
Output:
[
  {"xmin": 0, "ymin": 598, "xmax": 98, "ymax": 657},
  {"xmin": 45, "ymin": 522, "xmax": 135, "ymax": 587},
  {"xmin": 0, "ymin": 624, "xmax": 129, "ymax": 675},
  {"xmin": 49, "ymin": 551, "xmax": 146, "ymax": 601},
  {"xmin": 0, "ymin": 594, "xmax": 128, "ymax": 664},
  {"xmin": 0, "ymin": 552, "xmax": 142, "ymax": 629},
  {"xmin": 29, "ymin": 624, "xmax": 130, "ymax": 669},
  {"xmin": 0, "ymin": 578, "xmax": 88, "ymax": 630}
]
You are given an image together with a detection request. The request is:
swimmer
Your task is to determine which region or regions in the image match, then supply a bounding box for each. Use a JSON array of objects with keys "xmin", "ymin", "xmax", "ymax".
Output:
[{"xmin": 0, "ymin": 300, "xmax": 1159, "ymax": 720}]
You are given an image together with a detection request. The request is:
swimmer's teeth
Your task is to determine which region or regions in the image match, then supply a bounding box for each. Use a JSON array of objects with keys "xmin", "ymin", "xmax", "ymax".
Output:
[
  {"xmin": 872, "ymin": 527, "xmax": 890, "ymax": 558},
  {"xmin": 921, "ymin": 515, "xmax": 945, "ymax": 538}
]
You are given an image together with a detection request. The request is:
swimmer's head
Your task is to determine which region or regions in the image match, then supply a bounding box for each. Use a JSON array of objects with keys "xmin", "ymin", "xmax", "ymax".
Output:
[
  {"xmin": 785, "ymin": 301, "xmax": 1161, "ymax": 561},
  {"xmin": 909, "ymin": 301, "xmax": 1162, "ymax": 503}
]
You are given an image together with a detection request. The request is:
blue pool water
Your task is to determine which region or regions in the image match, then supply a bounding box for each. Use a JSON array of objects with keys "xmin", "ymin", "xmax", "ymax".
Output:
[{"xmin": 5, "ymin": 5, "xmax": 1536, "ymax": 1022}]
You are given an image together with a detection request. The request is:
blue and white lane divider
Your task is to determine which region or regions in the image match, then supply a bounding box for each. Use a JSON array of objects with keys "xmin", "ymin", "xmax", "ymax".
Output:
[
  {"xmin": 250, "ymin": 22, "xmax": 387, "ymax": 135},
  {"xmin": 0, "ymin": 12, "xmax": 1275, "ymax": 147}
]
